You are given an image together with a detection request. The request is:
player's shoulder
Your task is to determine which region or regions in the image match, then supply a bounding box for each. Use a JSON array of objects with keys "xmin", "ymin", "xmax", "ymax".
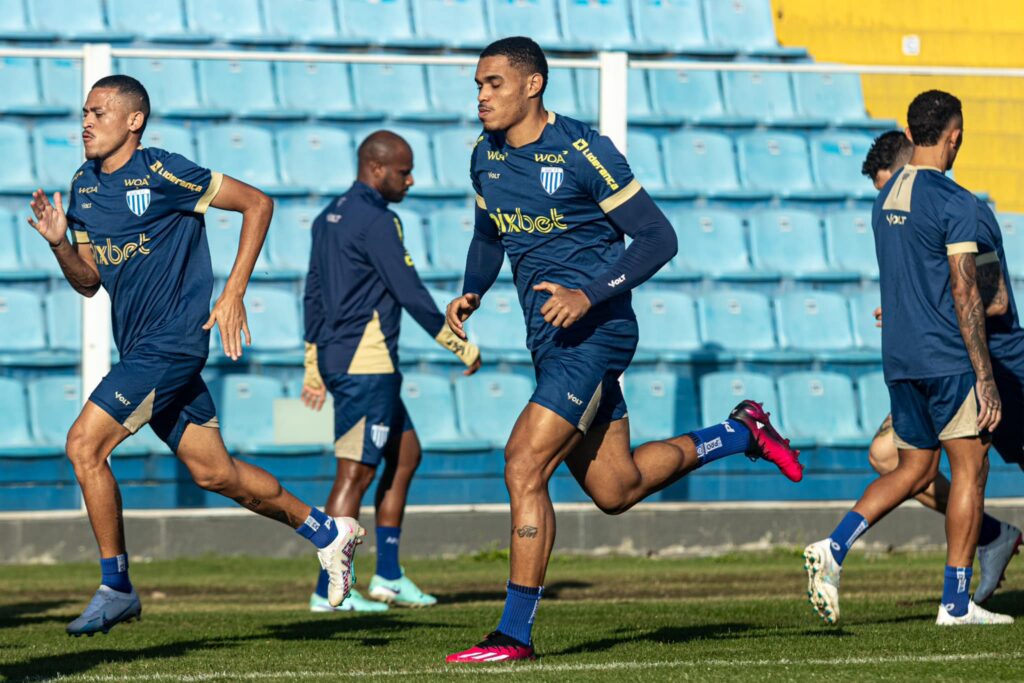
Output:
[
  {"xmin": 70, "ymin": 159, "xmax": 98, "ymax": 188},
  {"xmin": 557, "ymin": 114, "xmax": 625, "ymax": 167},
  {"xmin": 139, "ymin": 145, "xmax": 196, "ymax": 171}
]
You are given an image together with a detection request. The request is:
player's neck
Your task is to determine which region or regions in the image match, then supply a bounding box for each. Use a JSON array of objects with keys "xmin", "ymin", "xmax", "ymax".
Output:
[
  {"xmin": 100, "ymin": 139, "xmax": 140, "ymax": 175},
  {"xmin": 909, "ymin": 146, "xmax": 948, "ymax": 173},
  {"xmin": 504, "ymin": 107, "xmax": 549, "ymax": 149}
]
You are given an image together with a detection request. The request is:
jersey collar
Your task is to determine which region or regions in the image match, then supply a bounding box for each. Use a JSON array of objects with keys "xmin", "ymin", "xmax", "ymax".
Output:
[{"xmin": 350, "ymin": 180, "xmax": 388, "ymax": 208}]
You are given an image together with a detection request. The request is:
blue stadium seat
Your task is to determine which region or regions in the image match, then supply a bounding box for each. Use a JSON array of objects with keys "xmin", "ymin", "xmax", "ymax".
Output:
[
  {"xmin": 262, "ymin": 0, "xmax": 359, "ymax": 46},
  {"xmin": 777, "ymin": 371, "xmax": 866, "ymax": 445},
  {"xmin": 198, "ymin": 60, "xmax": 300, "ymax": 120},
  {"xmin": 0, "ymin": 377, "xmax": 55, "ymax": 455},
  {"xmin": 0, "ymin": 122, "xmax": 36, "ymax": 193},
  {"xmin": 428, "ymin": 65, "xmax": 481, "ymax": 120},
  {"xmin": 337, "ymin": 0, "xmax": 441, "ymax": 48},
  {"xmin": 749, "ymin": 209, "xmax": 856, "ymax": 282},
  {"xmin": 275, "ymin": 62, "xmax": 373, "ymax": 121},
  {"xmin": 27, "ymin": 0, "xmax": 134, "ymax": 42},
  {"xmin": 809, "ymin": 132, "xmax": 876, "ymax": 198},
  {"xmin": 394, "ymin": 207, "xmax": 431, "ymax": 273},
  {"xmin": 237, "ymin": 286, "xmax": 303, "ymax": 359},
  {"xmin": 0, "ymin": 0, "xmax": 56, "ymax": 40},
  {"xmin": 625, "ymin": 69, "xmax": 666, "ymax": 125},
  {"xmin": 700, "ymin": 371, "xmax": 779, "ymax": 427},
  {"xmin": 205, "ymin": 208, "xmax": 275, "ymax": 280},
  {"xmin": 791, "ymin": 72, "xmax": 896, "ymax": 129},
  {"xmin": 469, "ymin": 288, "xmax": 530, "ymax": 362},
  {"xmin": 268, "ymin": 203, "xmax": 318, "ymax": 273},
  {"xmin": 144, "ymin": 124, "xmax": 195, "ymax": 158},
  {"xmin": 736, "ymin": 132, "xmax": 843, "ymax": 200},
  {"xmin": 626, "ymin": 130, "xmax": 666, "ymax": 192},
  {"xmin": 998, "ymin": 213, "xmax": 1024, "ymax": 278},
  {"xmin": 117, "ymin": 59, "xmax": 227, "ymax": 119},
  {"xmin": 427, "ymin": 207, "xmax": 475, "ymax": 275},
  {"xmin": 184, "ymin": 0, "xmax": 289, "ymax": 45},
  {"xmin": 108, "ymin": 0, "xmax": 211, "ymax": 43},
  {"xmin": 0, "ymin": 208, "xmax": 21, "ymax": 277},
  {"xmin": 559, "ymin": 0, "xmax": 636, "ymax": 51},
  {"xmin": 434, "ymin": 127, "xmax": 483, "ymax": 189},
  {"xmin": 825, "ymin": 210, "xmax": 878, "ymax": 278},
  {"xmin": 548, "ymin": 68, "xmax": 584, "ymax": 120},
  {"xmin": 402, "ymin": 372, "xmax": 489, "ymax": 450},
  {"xmin": 631, "ymin": 0, "xmax": 734, "ymax": 55},
  {"xmin": 398, "ymin": 287, "xmax": 452, "ymax": 360},
  {"xmin": 632, "ymin": 289, "xmax": 703, "ymax": 361},
  {"xmin": 775, "ymin": 290, "xmax": 870, "ymax": 361},
  {"xmin": 17, "ymin": 214, "xmax": 63, "ymax": 276},
  {"xmin": 39, "ymin": 59, "xmax": 82, "ymax": 113},
  {"xmin": 0, "ymin": 58, "xmax": 65, "ymax": 116},
  {"xmin": 648, "ymin": 69, "xmax": 752, "ymax": 127},
  {"xmin": 486, "ymin": 0, "xmax": 562, "ymax": 48},
  {"xmin": 702, "ymin": 0, "xmax": 806, "ymax": 58},
  {"xmin": 212, "ymin": 374, "xmax": 315, "ymax": 454},
  {"xmin": 699, "ymin": 290, "xmax": 802, "ymax": 362},
  {"xmin": 32, "ymin": 123, "xmax": 83, "ymax": 193},
  {"xmin": 624, "ymin": 371, "xmax": 696, "ymax": 444},
  {"xmin": 0, "ymin": 288, "xmax": 45, "ymax": 353},
  {"xmin": 849, "ymin": 285, "xmax": 882, "ymax": 351},
  {"xmin": 722, "ymin": 71, "xmax": 826, "ymax": 128},
  {"xmin": 45, "ymin": 289, "xmax": 81, "ymax": 352},
  {"xmin": 27, "ymin": 375, "xmax": 81, "ymax": 446},
  {"xmin": 857, "ymin": 371, "xmax": 889, "ymax": 435},
  {"xmin": 276, "ymin": 125, "xmax": 355, "ymax": 195},
  {"xmin": 353, "ymin": 63, "xmax": 455, "ymax": 123},
  {"xmin": 412, "ymin": 0, "xmax": 488, "ymax": 48},
  {"xmin": 666, "ymin": 208, "xmax": 765, "ymax": 281},
  {"xmin": 661, "ymin": 130, "xmax": 765, "ymax": 199},
  {"xmin": 455, "ymin": 371, "xmax": 534, "ymax": 445},
  {"xmin": 197, "ymin": 125, "xmax": 287, "ymax": 195}
]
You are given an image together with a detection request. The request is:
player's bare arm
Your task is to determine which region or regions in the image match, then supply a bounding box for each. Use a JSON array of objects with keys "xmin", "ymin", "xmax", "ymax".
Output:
[
  {"xmin": 949, "ymin": 251, "xmax": 1001, "ymax": 430},
  {"xmin": 28, "ymin": 189, "xmax": 100, "ymax": 297},
  {"xmin": 202, "ymin": 175, "xmax": 273, "ymax": 361},
  {"xmin": 977, "ymin": 260, "xmax": 1009, "ymax": 316}
]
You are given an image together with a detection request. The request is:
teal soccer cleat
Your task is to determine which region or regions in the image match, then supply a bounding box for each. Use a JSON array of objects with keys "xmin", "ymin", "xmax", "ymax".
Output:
[
  {"xmin": 309, "ymin": 589, "xmax": 389, "ymax": 613},
  {"xmin": 368, "ymin": 571, "xmax": 437, "ymax": 607}
]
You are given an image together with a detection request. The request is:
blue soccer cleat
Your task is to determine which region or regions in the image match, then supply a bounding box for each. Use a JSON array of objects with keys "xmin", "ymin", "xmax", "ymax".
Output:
[{"xmin": 66, "ymin": 585, "xmax": 142, "ymax": 636}]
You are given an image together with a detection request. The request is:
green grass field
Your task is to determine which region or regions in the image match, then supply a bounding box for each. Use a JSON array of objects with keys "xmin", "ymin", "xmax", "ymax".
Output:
[{"xmin": 1, "ymin": 549, "xmax": 1022, "ymax": 682}]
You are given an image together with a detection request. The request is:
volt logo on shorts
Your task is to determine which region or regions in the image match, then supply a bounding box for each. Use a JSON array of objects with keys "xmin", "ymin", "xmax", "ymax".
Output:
[
  {"xmin": 114, "ymin": 391, "xmax": 132, "ymax": 406},
  {"xmin": 567, "ymin": 392, "xmax": 583, "ymax": 406}
]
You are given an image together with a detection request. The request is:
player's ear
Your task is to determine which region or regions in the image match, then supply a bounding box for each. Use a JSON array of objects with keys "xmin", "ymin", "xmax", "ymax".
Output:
[
  {"xmin": 949, "ymin": 127, "xmax": 962, "ymax": 150},
  {"xmin": 527, "ymin": 72, "xmax": 544, "ymax": 99},
  {"xmin": 904, "ymin": 126, "xmax": 914, "ymax": 145},
  {"xmin": 127, "ymin": 110, "xmax": 145, "ymax": 135}
]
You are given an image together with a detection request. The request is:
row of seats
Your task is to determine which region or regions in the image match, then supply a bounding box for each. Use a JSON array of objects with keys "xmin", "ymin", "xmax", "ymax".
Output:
[{"xmin": 0, "ymin": 0, "xmax": 802, "ymax": 56}]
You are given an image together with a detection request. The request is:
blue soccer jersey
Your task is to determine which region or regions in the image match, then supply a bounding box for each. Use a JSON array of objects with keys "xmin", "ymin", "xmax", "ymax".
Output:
[
  {"xmin": 469, "ymin": 113, "xmax": 643, "ymax": 350},
  {"xmin": 65, "ymin": 147, "xmax": 221, "ymax": 357},
  {"xmin": 873, "ymin": 165, "xmax": 979, "ymax": 381}
]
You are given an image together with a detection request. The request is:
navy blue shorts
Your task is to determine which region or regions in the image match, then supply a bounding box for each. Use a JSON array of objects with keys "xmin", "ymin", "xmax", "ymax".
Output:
[
  {"xmin": 89, "ymin": 347, "xmax": 217, "ymax": 453},
  {"xmin": 888, "ymin": 371, "xmax": 978, "ymax": 450},
  {"xmin": 530, "ymin": 321, "xmax": 638, "ymax": 433},
  {"xmin": 324, "ymin": 372, "xmax": 413, "ymax": 467}
]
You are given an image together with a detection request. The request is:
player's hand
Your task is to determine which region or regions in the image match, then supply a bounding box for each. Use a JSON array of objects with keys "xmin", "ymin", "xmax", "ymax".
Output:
[
  {"xmin": 463, "ymin": 355, "xmax": 482, "ymax": 376},
  {"xmin": 976, "ymin": 376, "xmax": 1002, "ymax": 432},
  {"xmin": 446, "ymin": 293, "xmax": 480, "ymax": 340},
  {"xmin": 534, "ymin": 282, "xmax": 591, "ymax": 329},
  {"xmin": 874, "ymin": 306, "xmax": 883, "ymax": 328},
  {"xmin": 203, "ymin": 292, "xmax": 251, "ymax": 361},
  {"xmin": 27, "ymin": 189, "xmax": 69, "ymax": 246},
  {"xmin": 301, "ymin": 384, "xmax": 327, "ymax": 411}
]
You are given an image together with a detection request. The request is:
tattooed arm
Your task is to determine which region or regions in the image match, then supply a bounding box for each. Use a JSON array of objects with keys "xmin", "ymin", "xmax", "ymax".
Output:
[
  {"xmin": 977, "ymin": 260, "xmax": 1009, "ymax": 316},
  {"xmin": 949, "ymin": 252, "xmax": 1002, "ymax": 430}
]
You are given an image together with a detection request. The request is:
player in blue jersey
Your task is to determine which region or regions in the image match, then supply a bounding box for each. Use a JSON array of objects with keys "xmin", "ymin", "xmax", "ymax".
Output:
[
  {"xmin": 301, "ymin": 131, "xmax": 481, "ymax": 612},
  {"xmin": 804, "ymin": 91, "xmax": 1013, "ymax": 626},
  {"xmin": 27, "ymin": 76, "xmax": 363, "ymax": 636},
  {"xmin": 443, "ymin": 37, "xmax": 804, "ymax": 663}
]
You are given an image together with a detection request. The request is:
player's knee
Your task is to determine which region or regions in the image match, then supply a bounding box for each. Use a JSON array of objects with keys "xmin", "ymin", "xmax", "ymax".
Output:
[
  {"xmin": 590, "ymin": 490, "xmax": 631, "ymax": 516},
  {"xmin": 65, "ymin": 426, "xmax": 105, "ymax": 471},
  {"xmin": 867, "ymin": 438, "xmax": 897, "ymax": 475},
  {"xmin": 191, "ymin": 462, "xmax": 235, "ymax": 492},
  {"xmin": 503, "ymin": 453, "xmax": 546, "ymax": 497}
]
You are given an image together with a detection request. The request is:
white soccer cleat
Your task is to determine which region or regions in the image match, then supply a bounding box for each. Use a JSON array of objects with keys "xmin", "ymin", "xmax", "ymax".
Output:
[
  {"xmin": 804, "ymin": 539, "xmax": 842, "ymax": 624},
  {"xmin": 974, "ymin": 522, "xmax": 1022, "ymax": 604},
  {"xmin": 66, "ymin": 585, "xmax": 142, "ymax": 636},
  {"xmin": 315, "ymin": 516, "xmax": 366, "ymax": 607},
  {"xmin": 936, "ymin": 600, "xmax": 1014, "ymax": 625}
]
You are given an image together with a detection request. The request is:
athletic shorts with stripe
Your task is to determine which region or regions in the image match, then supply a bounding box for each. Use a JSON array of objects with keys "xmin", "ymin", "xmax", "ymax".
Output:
[
  {"xmin": 325, "ymin": 372, "xmax": 414, "ymax": 467},
  {"xmin": 888, "ymin": 371, "xmax": 979, "ymax": 450}
]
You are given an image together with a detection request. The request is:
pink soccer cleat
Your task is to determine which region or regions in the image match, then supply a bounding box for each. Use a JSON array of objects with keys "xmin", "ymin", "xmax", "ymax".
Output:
[
  {"xmin": 729, "ymin": 400, "xmax": 804, "ymax": 482},
  {"xmin": 445, "ymin": 631, "xmax": 536, "ymax": 664}
]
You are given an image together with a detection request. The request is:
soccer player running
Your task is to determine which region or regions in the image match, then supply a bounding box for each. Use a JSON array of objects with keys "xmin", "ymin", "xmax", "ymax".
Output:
[
  {"xmin": 301, "ymin": 131, "xmax": 481, "ymax": 612},
  {"xmin": 27, "ymin": 76, "xmax": 363, "ymax": 637},
  {"xmin": 444, "ymin": 37, "xmax": 804, "ymax": 663},
  {"xmin": 804, "ymin": 91, "xmax": 1013, "ymax": 626},
  {"xmin": 856, "ymin": 131, "xmax": 1021, "ymax": 606}
]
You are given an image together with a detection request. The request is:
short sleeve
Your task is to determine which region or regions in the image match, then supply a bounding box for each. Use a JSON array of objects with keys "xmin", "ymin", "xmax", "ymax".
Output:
[
  {"xmin": 470, "ymin": 134, "xmax": 486, "ymax": 210},
  {"xmin": 943, "ymin": 189, "xmax": 979, "ymax": 255},
  {"xmin": 67, "ymin": 168, "xmax": 91, "ymax": 244},
  {"xmin": 571, "ymin": 130, "xmax": 641, "ymax": 214},
  {"xmin": 150, "ymin": 151, "xmax": 223, "ymax": 215}
]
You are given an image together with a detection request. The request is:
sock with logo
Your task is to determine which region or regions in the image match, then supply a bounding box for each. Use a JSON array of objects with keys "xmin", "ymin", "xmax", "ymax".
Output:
[
  {"xmin": 100, "ymin": 553, "xmax": 133, "ymax": 594},
  {"xmin": 828, "ymin": 511, "xmax": 869, "ymax": 564},
  {"xmin": 295, "ymin": 507, "xmax": 338, "ymax": 549},
  {"xmin": 978, "ymin": 513, "xmax": 1003, "ymax": 547},
  {"xmin": 688, "ymin": 420, "xmax": 751, "ymax": 466},
  {"xmin": 942, "ymin": 565, "xmax": 973, "ymax": 617},
  {"xmin": 376, "ymin": 526, "xmax": 402, "ymax": 581},
  {"xmin": 496, "ymin": 581, "xmax": 544, "ymax": 646}
]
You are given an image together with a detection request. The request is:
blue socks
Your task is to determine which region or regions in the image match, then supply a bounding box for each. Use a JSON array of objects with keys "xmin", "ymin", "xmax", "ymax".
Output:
[
  {"xmin": 828, "ymin": 511, "xmax": 869, "ymax": 564},
  {"xmin": 943, "ymin": 565, "xmax": 973, "ymax": 617},
  {"xmin": 376, "ymin": 526, "xmax": 402, "ymax": 581},
  {"xmin": 315, "ymin": 568, "xmax": 330, "ymax": 599},
  {"xmin": 496, "ymin": 581, "xmax": 543, "ymax": 646},
  {"xmin": 296, "ymin": 507, "xmax": 338, "ymax": 549},
  {"xmin": 100, "ymin": 553, "xmax": 132, "ymax": 594},
  {"xmin": 688, "ymin": 420, "xmax": 751, "ymax": 466},
  {"xmin": 978, "ymin": 513, "xmax": 1002, "ymax": 546}
]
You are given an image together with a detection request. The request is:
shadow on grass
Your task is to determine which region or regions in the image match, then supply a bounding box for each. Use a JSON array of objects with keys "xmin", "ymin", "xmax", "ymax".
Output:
[
  {"xmin": 981, "ymin": 588, "xmax": 1024, "ymax": 616},
  {"xmin": 439, "ymin": 580, "xmax": 591, "ymax": 605},
  {"xmin": 0, "ymin": 600, "xmax": 72, "ymax": 630},
  {"xmin": 550, "ymin": 622, "xmax": 757, "ymax": 656},
  {"xmin": 262, "ymin": 613, "xmax": 448, "ymax": 646}
]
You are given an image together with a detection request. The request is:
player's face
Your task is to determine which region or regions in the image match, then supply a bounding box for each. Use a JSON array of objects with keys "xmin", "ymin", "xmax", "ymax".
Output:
[
  {"xmin": 475, "ymin": 56, "xmax": 534, "ymax": 132},
  {"xmin": 81, "ymin": 88, "xmax": 140, "ymax": 160},
  {"xmin": 377, "ymin": 145, "xmax": 414, "ymax": 203},
  {"xmin": 873, "ymin": 169, "xmax": 892, "ymax": 191}
]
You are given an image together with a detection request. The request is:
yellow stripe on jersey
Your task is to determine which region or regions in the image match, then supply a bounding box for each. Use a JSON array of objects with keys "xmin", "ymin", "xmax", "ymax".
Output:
[
  {"xmin": 598, "ymin": 178, "xmax": 642, "ymax": 214},
  {"xmin": 193, "ymin": 171, "xmax": 223, "ymax": 214},
  {"xmin": 475, "ymin": 193, "xmax": 487, "ymax": 210},
  {"xmin": 946, "ymin": 241, "xmax": 979, "ymax": 255},
  {"xmin": 72, "ymin": 229, "xmax": 91, "ymax": 244},
  {"xmin": 976, "ymin": 251, "xmax": 1000, "ymax": 266}
]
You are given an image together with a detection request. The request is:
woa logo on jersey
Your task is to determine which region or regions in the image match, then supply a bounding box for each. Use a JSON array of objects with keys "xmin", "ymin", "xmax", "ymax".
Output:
[
  {"xmin": 126, "ymin": 189, "xmax": 151, "ymax": 217},
  {"xmin": 540, "ymin": 167, "xmax": 564, "ymax": 195}
]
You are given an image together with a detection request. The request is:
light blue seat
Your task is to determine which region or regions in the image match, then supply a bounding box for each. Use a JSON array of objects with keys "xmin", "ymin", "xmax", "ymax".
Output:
[
  {"xmin": 0, "ymin": 288, "xmax": 45, "ymax": 352},
  {"xmin": 632, "ymin": 289, "xmax": 703, "ymax": 360},
  {"xmin": 17, "ymin": 213, "xmax": 64, "ymax": 276},
  {"xmin": 268, "ymin": 203, "xmax": 319, "ymax": 272},
  {"xmin": 394, "ymin": 207, "xmax": 431, "ymax": 272},
  {"xmin": 737, "ymin": 132, "xmax": 843, "ymax": 200},
  {"xmin": 573, "ymin": 68, "xmax": 664, "ymax": 124},
  {"xmin": 702, "ymin": 0, "xmax": 806, "ymax": 58},
  {"xmin": 810, "ymin": 132, "xmax": 877, "ymax": 198},
  {"xmin": 0, "ymin": 122, "xmax": 37, "ymax": 193},
  {"xmin": 486, "ymin": 0, "xmax": 562, "ymax": 48},
  {"xmin": 666, "ymin": 208, "xmax": 764, "ymax": 280},
  {"xmin": 559, "ymin": 0, "xmax": 636, "ymax": 51},
  {"xmin": 398, "ymin": 287, "xmax": 452, "ymax": 360},
  {"xmin": 144, "ymin": 124, "xmax": 195, "ymax": 158},
  {"xmin": 662, "ymin": 131, "xmax": 766, "ymax": 200},
  {"xmin": 427, "ymin": 207, "xmax": 475, "ymax": 274},
  {"xmin": 262, "ymin": 0, "xmax": 358, "ymax": 45},
  {"xmin": 0, "ymin": 0, "xmax": 56, "ymax": 40},
  {"xmin": 999, "ymin": 213, "xmax": 1024, "ymax": 278},
  {"xmin": 722, "ymin": 71, "xmax": 826, "ymax": 128},
  {"xmin": 699, "ymin": 290, "xmax": 800, "ymax": 362},
  {"xmin": 548, "ymin": 68, "xmax": 584, "ymax": 120},
  {"xmin": 857, "ymin": 371, "xmax": 889, "ymax": 435},
  {"xmin": 632, "ymin": 0, "xmax": 733, "ymax": 55},
  {"xmin": 211, "ymin": 374, "xmax": 314, "ymax": 454},
  {"xmin": 402, "ymin": 372, "xmax": 489, "ymax": 450},
  {"xmin": 749, "ymin": 209, "xmax": 855, "ymax": 282},
  {"xmin": 777, "ymin": 372, "xmax": 865, "ymax": 446},
  {"xmin": 428, "ymin": 65, "xmax": 481, "ymax": 120},
  {"xmin": 184, "ymin": 0, "xmax": 289, "ymax": 45},
  {"xmin": 275, "ymin": 62, "xmax": 371, "ymax": 120},
  {"xmin": 276, "ymin": 125, "xmax": 354, "ymax": 195},
  {"xmin": 108, "ymin": 0, "xmax": 211, "ymax": 43},
  {"xmin": 774, "ymin": 290, "xmax": 865, "ymax": 359},
  {"xmin": 117, "ymin": 59, "xmax": 227, "ymax": 119},
  {"xmin": 412, "ymin": 0, "xmax": 488, "ymax": 48},
  {"xmin": 27, "ymin": 375, "xmax": 81, "ymax": 446},
  {"xmin": 337, "ymin": 0, "xmax": 441, "ymax": 48},
  {"xmin": 850, "ymin": 285, "xmax": 882, "ymax": 351},
  {"xmin": 39, "ymin": 59, "xmax": 82, "ymax": 113},
  {"xmin": 27, "ymin": 0, "xmax": 134, "ymax": 42},
  {"xmin": 197, "ymin": 125, "xmax": 286, "ymax": 195},
  {"xmin": 626, "ymin": 130, "xmax": 665, "ymax": 192},
  {"xmin": 0, "ymin": 208, "xmax": 21, "ymax": 275},
  {"xmin": 239, "ymin": 286, "xmax": 303, "ymax": 358},
  {"xmin": 205, "ymin": 208, "xmax": 274, "ymax": 279},
  {"xmin": 455, "ymin": 371, "xmax": 535, "ymax": 446},
  {"xmin": 0, "ymin": 377, "xmax": 49, "ymax": 454},
  {"xmin": 825, "ymin": 210, "xmax": 878, "ymax": 278},
  {"xmin": 469, "ymin": 288, "xmax": 530, "ymax": 361},
  {"xmin": 198, "ymin": 60, "xmax": 298, "ymax": 121},
  {"xmin": 791, "ymin": 72, "xmax": 896, "ymax": 129},
  {"xmin": 353, "ymin": 63, "xmax": 454, "ymax": 123},
  {"xmin": 45, "ymin": 289, "xmax": 81, "ymax": 352},
  {"xmin": 700, "ymin": 371, "xmax": 778, "ymax": 428},
  {"xmin": 650, "ymin": 69, "xmax": 751, "ymax": 126},
  {"xmin": 624, "ymin": 371, "xmax": 694, "ymax": 444},
  {"xmin": 32, "ymin": 123, "xmax": 83, "ymax": 193},
  {"xmin": 0, "ymin": 58, "xmax": 65, "ymax": 115},
  {"xmin": 434, "ymin": 126, "xmax": 484, "ymax": 189}
]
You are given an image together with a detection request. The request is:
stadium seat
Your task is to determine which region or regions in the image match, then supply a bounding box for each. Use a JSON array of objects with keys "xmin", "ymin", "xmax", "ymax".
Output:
[
  {"xmin": 700, "ymin": 371, "xmax": 779, "ymax": 428},
  {"xmin": 632, "ymin": 289, "xmax": 703, "ymax": 360},
  {"xmin": 791, "ymin": 72, "xmax": 896, "ymax": 129},
  {"xmin": 32, "ymin": 123, "xmax": 84, "ymax": 193},
  {"xmin": 486, "ymin": 0, "xmax": 562, "ymax": 49},
  {"xmin": 0, "ymin": 0, "xmax": 56, "ymax": 40},
  {"xmin": 434, "ymin": 127, "xmax": 484, "ymax": 189},
  {"xmin": 548, "ymin": 68, "xmax": 584, "ymax": 120},
  {"xmin": 197, "ymin": 125, "xmax": 287, "ymax": 196},
  {"xmin": 144, "ymin": 124, "xmax": 195, "ymax": 158},
  {"xmin": 660, "ymin": 131, "xmax": 764, "ymax": 200},
  {"xmin": 27, "ymin": 375, "xmax": 81, "ymax": 446},
  {"xmin": 117, "ymin": 59, "xmax": 227, "ymax": 119},
  {"xmin": 626, "ymin": 130, "xmax": 666, "ymax": 192},
  {"xmin": 648, "ymin": 69, "xmax": 744, "ymax": 127},
  {"xmin": 39, "ymin": 59, "xmax": 83, "ymax": 113},
  {"xmin": 699, "ymin": 290, "xmax": 802, "ymax": 362},
  {"xmin": 393, "ymin": 207, "xmax": 431, "ymax": 273},
  {"xmin": 26, "ymin": 0, "xmax": 134, "ymax": 42},
  {"xmin": 428, "ymin": 65, "xmax": 482, "ymax": 120},
  {"xmin": 45, "ymin": 289, "xmax": 81, "ymax": 352},
  {"xmin": 237, "ymin": 286, "xmax": 303, "ymax": 358},
  {"xmin": 701, "ymin": 0, "xmax": 806, "ymax": 58},
  {"xmin": 721, "ymin": 71, "xmax": 827, "ymax": 128},
  {"xmin": 353, "ymin": 63, "xmax": 456, "ymax": 123},
  {"xmin": 16, "ymin": 215, "xmax": 64, "ymax": 276},
  {"xmin": 401, "ymin": 372, "xmax": 489, "ymax": 450},
  {"xmin": 427, "ymin": 207, "xmax": 475, "ymax": 275},
  {"xmin": 268, "ymin": 203, "xmax": 319, "ymax": 273},
  {"xmin": 0, "ymin": 58, "xmax": 65, "ymax": 116},
  {"xmin": 631, "ymin": 0, "xmax": 734, "ymax": 55},
  {"xmin": 412, "ymin": 0, "xmax": 488, "ymax": 48},
  {"xmin": 559, "ymin": 0, "xmax": 636, "ymax": 51},
  {"xmin": 0, "ymin": 377, "xmax": 55, "ymax": 456},
  {"xmin": 736, "ymin": 132, "xmax": 843, "ymax": 200},
  {"xmin": 0, "ymin": 208, "xmax": 21, "ymax": 277},
  {"xmin": 398, "ymin": 287, "xmax": 453, "ymax": 359},
  {"xmin": 108, "ymin": 0, "xmax": 211, "ymax": 43},
  {"xmin": 262, "ymin": 0, "xmax": 360, "ymax": 46},
  {"xmin": 998, "ymin": 213, "xmax": 1024, "ymax": 278},
  {"xmin": 749, "ymin": 209, "xmax": 856, "ymax": 282},
  {"xmin": 624, "ymin": 371, "xmax": 696, "ymax": 444},
  {"xmin": 337, "ymin": 0, "xmax": 441, "ymax": 48},
  {"xmin": 849, "ymin": 286, "xmax": 882, "ymax": 351},
  {"xmin": 0, "ymin": 288, "xmax": 45, "ymax": 353},
  {"xmin": 825, "ymin": 210, "xmax": 878, "ymax": 278},
  {"xmin": 777, "ymin": 372, "xmax": 866, "ymax": 445},
  {"xmin": 212, "ymin": 374, "xmax": 315, "ymax": 454},
  {"xmin": 775, "ymin": 290, "xmax": 871, "ymax": 361},
  {"xmin": 198, "ymin": 60, "xmax": 300, "ymax": 121},
  {"xmin": 275, "ymin": 62, "xmax": 373, "ymax": 121},
  {"xmin": 205, "ymin": 208, "xmax": 275, "ymax": 280},
  {"xmin": 455, "ymin": 371, "xmax": 534, "ymax": 445},
  {"xmin": 666, "ymin": 208, "xmax": 765, "ymax": 280},
  {"xmin": 184, "ymin": 0, "xmax": 289, "ymax": 45},
  {"xmin": 276, "ymin": 125, "xmax": 355, "ymax": 195},
  {"xmin": 809, "ymin": 132, "xmax": 876, "ymax": 198},
  {"xmin": 468, "ymin": 287, "xmax": 530, "ymax": 361},
  {"xmin": 625, "ymin": 69, "xmax": 666, "ymax": 125},
  {"xmin": 0, "ymin": 122, "xmax": 37, "ymax": 193},
  {"xmin": 857, "ymin": 371, "xmax": 889, "ymax": 436}
]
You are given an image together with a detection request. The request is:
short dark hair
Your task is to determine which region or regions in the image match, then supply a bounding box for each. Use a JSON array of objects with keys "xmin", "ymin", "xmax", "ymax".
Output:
[
  {"xmin": 91, "ymin": 74, "xmax": 150, "ymax": 135},
  {"xmin": 907, "ymin": 89, "xmax": 961, "ymax": 147},
  {"xmin": 861, "ymin": 130, "xmax": 913, "ymax": 180},
  {"xmin": 479, "ymin": 36, "xmax": 548, "ymax": 96}
]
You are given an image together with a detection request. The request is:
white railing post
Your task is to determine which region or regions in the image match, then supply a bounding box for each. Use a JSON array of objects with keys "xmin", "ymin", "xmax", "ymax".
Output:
[{"xmin": 598, "ymin": 51, "xmax": 629, "ymax": 155}]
